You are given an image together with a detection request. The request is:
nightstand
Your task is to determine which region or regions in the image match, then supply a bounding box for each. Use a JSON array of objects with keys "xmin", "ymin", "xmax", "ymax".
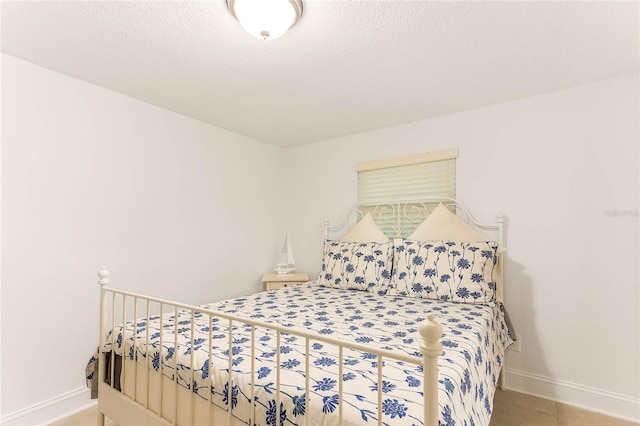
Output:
[{"xmin": 261, "ymin": 272, "xmax": 309, "ymax": 291}]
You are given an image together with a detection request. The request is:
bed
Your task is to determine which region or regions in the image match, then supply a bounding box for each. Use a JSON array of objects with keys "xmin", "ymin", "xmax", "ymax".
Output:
[{"xmin": 86, "ymin": 199, "xmax": 513, "ymax": 426}]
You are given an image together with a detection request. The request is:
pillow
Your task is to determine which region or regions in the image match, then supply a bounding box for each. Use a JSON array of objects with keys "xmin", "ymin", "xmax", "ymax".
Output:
[
  {"xmin": 409, "ymin": 203, "xmax": 505, "ymax": 301},
  {"xmin": 410, "ymin": 203, "xmax": 489, "ymax": 241},
  {"xmin": 386, "ymin": 238, "xmax": 498, "ymax": 304},
  {"xmin": 315, "ymin": 240, "xmax": 393, "ymax": 295},
  {"xmin": 341, "ymin": 213, "xmax": 389, "ymax": 243}
]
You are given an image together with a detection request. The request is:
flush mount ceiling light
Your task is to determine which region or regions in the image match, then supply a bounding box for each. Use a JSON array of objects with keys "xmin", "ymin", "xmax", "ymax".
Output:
[{"xmin": 227, "ymin": 0, "xmax": 303, "ymax": 41}]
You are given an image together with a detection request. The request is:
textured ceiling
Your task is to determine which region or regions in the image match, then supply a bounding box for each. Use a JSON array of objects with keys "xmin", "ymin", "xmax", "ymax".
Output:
[{"xmin": 1, "ymin": 1, "xmax": 638, "ymax": 147}]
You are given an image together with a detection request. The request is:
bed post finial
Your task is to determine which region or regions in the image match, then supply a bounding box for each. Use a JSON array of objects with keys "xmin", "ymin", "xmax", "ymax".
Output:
[
  {"xmin": 496, "ymin": 212, "xmax": 507, "ymax": 248},
  {"xmin": 323, "ymin": 219, "xmax": 330, "ymax": 240},
  {"xmin": 419, "ymin": 314, "xmax": 443, "ymax": 356},
  {"xmin": 98, "ymin": 267, "xmax": 110, "ymax": 286},
  {"xmin": 419, "ymin": 314, "xmax": 443, "ymax": 426}
]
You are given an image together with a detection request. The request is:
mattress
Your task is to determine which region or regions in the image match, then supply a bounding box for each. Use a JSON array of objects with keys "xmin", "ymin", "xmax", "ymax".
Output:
[{"xmin": 86, "ymin": 283, "xmax": 512, "ymax": 425}]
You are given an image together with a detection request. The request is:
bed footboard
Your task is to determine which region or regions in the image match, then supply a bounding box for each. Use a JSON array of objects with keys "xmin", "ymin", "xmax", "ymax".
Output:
[{"xmin": 95, "ymin": 268, "xmax": 444, "ymax": 426}]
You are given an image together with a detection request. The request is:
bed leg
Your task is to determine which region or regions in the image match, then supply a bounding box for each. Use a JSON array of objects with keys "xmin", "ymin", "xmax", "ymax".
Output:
[
  {"xmin": 419, "ymin": 314, "xmax": 443, "ymax": 426},
  {"xmin": 97, "ymin": 411, "xmax": 105, "ymax": 426}
]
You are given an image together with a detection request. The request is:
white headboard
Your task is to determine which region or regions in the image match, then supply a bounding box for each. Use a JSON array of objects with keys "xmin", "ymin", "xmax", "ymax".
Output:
[{"xmin": 324, "ymin": 197, "xmax": 505, "ymax": 247}]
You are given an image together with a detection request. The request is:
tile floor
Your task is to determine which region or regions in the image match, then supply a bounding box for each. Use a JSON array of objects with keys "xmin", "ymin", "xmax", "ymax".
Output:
[
  {"xmin": 51, "ymin": 390, "xmax": 638, "ymax": 426},
  {"xmin": 490, "ymin": 389, "xmax": 638, "ymax": 426}
]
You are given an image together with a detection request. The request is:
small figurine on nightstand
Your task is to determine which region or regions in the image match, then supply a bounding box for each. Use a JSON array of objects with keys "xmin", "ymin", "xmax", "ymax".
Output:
[
  {"xmin": 275, "ymin": 233, "xmax": 296, "ymax": 275},
  {"xmin": 263, "ymin": 234, "xmax": 308, "ymax": 291}
]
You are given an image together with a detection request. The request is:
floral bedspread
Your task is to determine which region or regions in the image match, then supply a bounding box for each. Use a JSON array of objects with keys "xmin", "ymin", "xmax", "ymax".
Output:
[{"xmin": 86, "ymin": 284, "xmax": 512, "ymax": 425}]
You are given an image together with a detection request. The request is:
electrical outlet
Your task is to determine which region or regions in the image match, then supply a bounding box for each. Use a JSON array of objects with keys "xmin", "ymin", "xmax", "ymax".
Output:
[{"xmin": 508, "ymin": 334, "xmax": 522, "ymax": 352}]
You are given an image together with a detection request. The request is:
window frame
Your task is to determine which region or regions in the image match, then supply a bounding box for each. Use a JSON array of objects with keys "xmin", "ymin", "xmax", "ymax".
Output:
[{"xmin": 356, "ymin": 149, "xmax": 458, "ymax": 237}]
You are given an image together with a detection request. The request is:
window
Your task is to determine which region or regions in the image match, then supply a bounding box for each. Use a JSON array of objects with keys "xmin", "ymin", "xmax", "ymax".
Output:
[{"xmin": 357, "ymin": 149, "xmax": 457, "ymax": 237}]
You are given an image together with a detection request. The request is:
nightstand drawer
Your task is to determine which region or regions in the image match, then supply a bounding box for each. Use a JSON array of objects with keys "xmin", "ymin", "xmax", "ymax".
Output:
[{"xmin": 261, "ymin": 272, "xmax": 309, "ymax": 291}]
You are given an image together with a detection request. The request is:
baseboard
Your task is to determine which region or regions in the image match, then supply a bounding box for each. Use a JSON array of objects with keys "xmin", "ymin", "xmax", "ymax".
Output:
[
  {"xmin": 504, "ymin": 368, "xmax": 640, "ymax": 423},
  {"xmin": 3, "ymin": 372, "xmax": 638, "ymax": 425},
  {"xmin": 0, "ymin": 387, "xmax": 95, "ymax": 426}
]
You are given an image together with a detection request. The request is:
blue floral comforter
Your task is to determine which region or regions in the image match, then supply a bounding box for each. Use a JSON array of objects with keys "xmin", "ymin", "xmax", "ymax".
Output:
[{"xmin": 86, "ymin": 284, "xmax": 512, "ymax": 425}]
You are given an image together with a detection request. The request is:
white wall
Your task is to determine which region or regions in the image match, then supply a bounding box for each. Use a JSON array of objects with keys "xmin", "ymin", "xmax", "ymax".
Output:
[
  {"xmin": 1, "ymin": 54, "xmax": 287, "ymax": 422},
  {"xmin": 2, "ymin": 53, "xmax": 638, "ymax": 423},
  {"xmin": 286, "ymin": 73, "xmax": 640, "ymax": 421}
]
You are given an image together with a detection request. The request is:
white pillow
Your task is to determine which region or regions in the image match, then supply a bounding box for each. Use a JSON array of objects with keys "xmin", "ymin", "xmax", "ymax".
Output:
[
  {"xmin": 341, "ymin": 213, "xmax": 389, "ymax": 243},
  {"xmin": 409, "ymin": 203, "xmax": 486, "ymax": 241},
  {"xmin": 408, "ymin": 203, "xmax": 506, "ymax": 302},
  {"xmin": 410, "ymin": 203, "xmax": 505, "ymax": 251}
]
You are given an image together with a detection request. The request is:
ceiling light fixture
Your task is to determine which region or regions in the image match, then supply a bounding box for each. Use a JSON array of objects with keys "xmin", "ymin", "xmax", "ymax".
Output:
[{"xmin": 227, "ymin": 0, "xmax": 303, "ymax": 41}]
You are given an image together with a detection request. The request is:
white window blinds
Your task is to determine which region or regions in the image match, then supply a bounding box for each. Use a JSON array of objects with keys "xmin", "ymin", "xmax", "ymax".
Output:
[{"xmin": 357, "ymin": 149, "xmax": 457, "ymax": 236}]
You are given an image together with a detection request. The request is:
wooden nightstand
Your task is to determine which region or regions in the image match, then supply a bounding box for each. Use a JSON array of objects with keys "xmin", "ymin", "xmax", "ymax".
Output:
[{"xmin": 261, "ymin": 272, "xmax": 309, "ymax": 291}]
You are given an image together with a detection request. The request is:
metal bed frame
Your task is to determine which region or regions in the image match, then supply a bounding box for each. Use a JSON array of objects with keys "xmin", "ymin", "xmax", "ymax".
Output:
[{"xmin": 95, "ymin": 198, "xmax": 506, "ymax": 426}]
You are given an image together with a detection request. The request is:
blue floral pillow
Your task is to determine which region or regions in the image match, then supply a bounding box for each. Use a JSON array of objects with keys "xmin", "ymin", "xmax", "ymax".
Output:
[
  {"xmin": 386, "ymin": 239, "xmax": 498, "ymax": 304},
  {"xmin": 315, "ymin": 240, "xmax": 393, "ymax": 295}
]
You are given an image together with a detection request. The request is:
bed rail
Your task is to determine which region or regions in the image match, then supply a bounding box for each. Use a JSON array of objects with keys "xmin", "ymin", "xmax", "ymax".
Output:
[{"xmin": 96, "ymin": 267, "xmax": 444, "ymax": 426}]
